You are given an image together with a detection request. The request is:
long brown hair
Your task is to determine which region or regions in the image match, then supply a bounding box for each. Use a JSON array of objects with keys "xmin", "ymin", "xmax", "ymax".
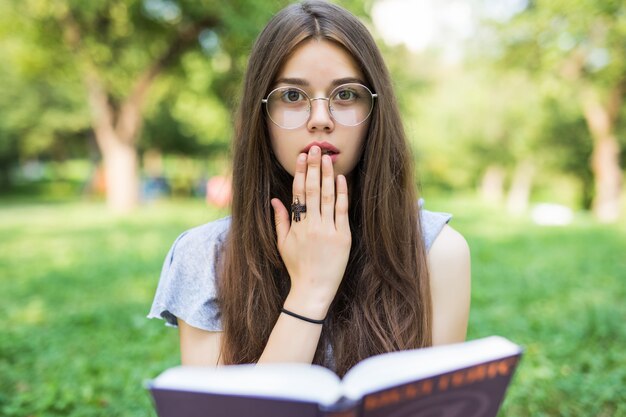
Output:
[{"xmin": 218, "ymin": 0, "xmax": 431, "ymax": 376}]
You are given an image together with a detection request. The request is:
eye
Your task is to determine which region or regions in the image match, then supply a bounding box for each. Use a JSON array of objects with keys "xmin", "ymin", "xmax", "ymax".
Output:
[
  {"xmin": 281, "ymin": 89, "xmax": 306, "ymax": 103},
  {"xmin": 334, "ymin": 88, "xmax": 358, "ymax": 102}
]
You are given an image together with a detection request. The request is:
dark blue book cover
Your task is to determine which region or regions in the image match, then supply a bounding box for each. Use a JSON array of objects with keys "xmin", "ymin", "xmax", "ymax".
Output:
[{"xmin": 148, "ymin": 336, "xmax": 522, "ymax": 417}]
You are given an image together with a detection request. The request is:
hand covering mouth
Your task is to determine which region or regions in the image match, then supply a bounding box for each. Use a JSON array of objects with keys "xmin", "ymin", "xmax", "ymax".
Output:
[{"xmin": 302, "ymin": 141, "xmax": 340, "ymax": 155}]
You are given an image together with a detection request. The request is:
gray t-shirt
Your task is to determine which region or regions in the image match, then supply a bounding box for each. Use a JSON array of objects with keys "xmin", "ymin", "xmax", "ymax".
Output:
[{"xmin": 148, "ymin": 209, "xmax": 452, "ymax": 330}]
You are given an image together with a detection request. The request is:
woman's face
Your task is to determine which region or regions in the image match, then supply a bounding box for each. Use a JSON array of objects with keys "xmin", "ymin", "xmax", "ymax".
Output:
[{"xmin": 267, "ymin": 39, "xmax": 370, "ymax": 177}]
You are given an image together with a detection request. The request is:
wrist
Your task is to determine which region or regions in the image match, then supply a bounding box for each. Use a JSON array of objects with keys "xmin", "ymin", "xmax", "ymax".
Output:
[
  {"xmin": 280, "ymin": 307, "xmax": 325, "ymax": 324},
  {"xmin": 284, "ymin": 289, "xmax": 333, "ymax": 321}
]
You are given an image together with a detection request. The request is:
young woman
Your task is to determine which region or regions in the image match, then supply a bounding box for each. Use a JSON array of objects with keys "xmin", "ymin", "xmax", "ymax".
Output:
[{"xmin": 149, "ymin": 0, "xmax": 470, "ymax": 377}]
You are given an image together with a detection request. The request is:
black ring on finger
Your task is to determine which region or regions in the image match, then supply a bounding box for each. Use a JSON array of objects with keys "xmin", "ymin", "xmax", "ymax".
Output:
[{"xmin": 291, "ymin": 196, "xmax": 307, "ymax": 222}]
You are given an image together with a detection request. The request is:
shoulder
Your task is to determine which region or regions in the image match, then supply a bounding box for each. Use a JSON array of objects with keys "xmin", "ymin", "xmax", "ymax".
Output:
[
  {"xmin": 420, "ymin": 208, "xmax": 452, "ymax": 252},
  {"xmin": 428, "ymin": 224, "xmax": 471, "ymax": 295},
  {"xmin": 170, "ymin": 216, "xmax": 231, "ymax": 258},
  {"xmin": 161, "ymin": 216, "xmax": 232, "ymax": 271},
  {"xmin": 161, "ymin": 214, "xmax": 232, "ymax": 295},
  {"xmin": 428, "ymin": 224, "xmax": 470, "ymax": 267},
  {"xmin": 147, "ymin": 216, "xmax": 232, "ymax": 331}
]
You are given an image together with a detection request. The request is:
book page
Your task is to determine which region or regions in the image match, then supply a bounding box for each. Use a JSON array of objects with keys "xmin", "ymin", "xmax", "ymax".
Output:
[
  {"xmin": 341, "ymin": 336, "xmax": 522, "ymax": 399},
  {"xmin": 150, "ymin": 363, "xmax": 343, "ymax": 406}
]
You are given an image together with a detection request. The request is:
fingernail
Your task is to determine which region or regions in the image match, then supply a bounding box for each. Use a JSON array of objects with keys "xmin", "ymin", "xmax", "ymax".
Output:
[
  {"xmin": 298, "ymin": 153, "xmax": 306, "ymax": 162},
  {"xmin": 310, "ymin": 146, "xmax": 319, "ymax": 155}
]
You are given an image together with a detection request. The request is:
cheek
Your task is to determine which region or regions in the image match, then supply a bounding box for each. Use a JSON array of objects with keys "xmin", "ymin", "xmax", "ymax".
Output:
[
  {"xmin": 345, "ymin": 126, "xmax": 368, "ymax": 169},
  {"xmin": 269, "ymin": 126, "xmax": 297, "ymax": 176}
]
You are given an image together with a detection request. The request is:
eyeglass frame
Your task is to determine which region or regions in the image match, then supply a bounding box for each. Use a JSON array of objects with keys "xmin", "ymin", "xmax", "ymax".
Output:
[{"xmin": 261, "ymin": 83, "xmax": 378, "ymax": 130}]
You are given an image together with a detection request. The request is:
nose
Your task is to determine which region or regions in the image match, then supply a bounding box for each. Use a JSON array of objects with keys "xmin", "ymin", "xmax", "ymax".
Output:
[{"xmin": 306, "ymin": 98, "xmax": 334, "ymax": 131}]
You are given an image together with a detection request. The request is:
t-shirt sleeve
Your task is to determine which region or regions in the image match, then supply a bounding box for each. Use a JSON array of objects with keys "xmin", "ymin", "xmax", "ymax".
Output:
[
  {"xmin": 420, "ymin": 206, "xmax": 452, "ymax": 252},
  {"xmin": 147, "ymin": 218, "xmax": 230, "ymax": 331}
]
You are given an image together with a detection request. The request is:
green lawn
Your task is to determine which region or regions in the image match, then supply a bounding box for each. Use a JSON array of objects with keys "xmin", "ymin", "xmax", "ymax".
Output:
[{"xmin": 0, "ymin": 197, "xmax": 624, "ymax": 416}]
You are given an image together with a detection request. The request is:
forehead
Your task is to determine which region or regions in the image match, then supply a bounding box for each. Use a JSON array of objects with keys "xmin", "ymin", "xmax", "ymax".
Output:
[{"xmin": 275, "ymin": 39, "xmax": 365, "ymax": 87}]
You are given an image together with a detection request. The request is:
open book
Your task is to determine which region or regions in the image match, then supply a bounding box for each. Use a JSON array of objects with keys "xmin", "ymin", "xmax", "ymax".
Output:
[{"xmin": 148, "ymin": 336, "xmax": 522, "ymax": 417}]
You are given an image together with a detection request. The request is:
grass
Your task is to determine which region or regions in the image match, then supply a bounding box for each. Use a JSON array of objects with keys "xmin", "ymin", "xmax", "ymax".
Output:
[{"xmin": 0, "ymin": 196, "xmax": 625, "ymax": 416}]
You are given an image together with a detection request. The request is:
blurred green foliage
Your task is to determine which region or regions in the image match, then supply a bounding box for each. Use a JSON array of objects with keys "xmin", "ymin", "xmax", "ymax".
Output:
[
  {"xmin": 486, "ymin": 0, "xmax": 626, "ymax": 211},
  {"xmin": 0, "ymin": 0, "xmax": 372, "ymax": 165},
  {"xmin": 0, "ymin": 0, "xmax": 624, "ymax": 213},
  {"xmin": 0, "ymin": 0, "xmax": 294, "ymax": 181},
  {"xmin": 0, "ymin": 198, "xmax": 624, "ymax": 416}
]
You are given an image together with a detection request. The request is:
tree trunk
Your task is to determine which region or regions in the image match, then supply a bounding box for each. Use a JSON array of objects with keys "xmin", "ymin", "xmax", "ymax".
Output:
[
  {"xmin": 506, "ymin": 160, "xmax": 534, "ymax": 215},
  {"xmin": 581, "ymin": 87, "xmax": 623, "ymax": 223},
  {"xmin": 99, "ymin": 132, "xmax": 139, "ymax": 213},
  {"xmin": 0, "ymin": 160, "xmax": 12, "ymax": 191},
  {"xmin": 84, "ymin": 73, "xmax": 141, "ymax": 213},
  {"xmin": 480, "ymin": 165, "xmax": 506, "ymax": 204},
  {"xmin": 590, "ymin": 137, "xmax": 622, "ymax": 222},
  {"xmin": 59, "ymin": 10, "xmax": 213, "ymax": 213}
]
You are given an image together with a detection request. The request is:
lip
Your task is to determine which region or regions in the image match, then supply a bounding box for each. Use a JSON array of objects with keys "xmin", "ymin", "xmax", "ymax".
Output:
[{"xmin": 301, "ymin": 141, "xmax": 340, "ymax": 155}]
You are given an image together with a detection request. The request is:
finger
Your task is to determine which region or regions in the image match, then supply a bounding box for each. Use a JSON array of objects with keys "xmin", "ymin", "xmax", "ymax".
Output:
[
  {"xmin": 305, "ymin": 146, "xmax": 322, "ymax": 220},
  {"xmin": 271, "ymin": 198, "xmax": 290, "ymax": 245},
  {"xmin": 335, "ymin": 175, "xmax": 350, "ymax": 233},
  {"xmin": 292, "ymin": 153, "xmax": 307, "ymax": 206},
  {"xmin": 320, "ymin": 154, "xmax": 335, "ymax": 222}
]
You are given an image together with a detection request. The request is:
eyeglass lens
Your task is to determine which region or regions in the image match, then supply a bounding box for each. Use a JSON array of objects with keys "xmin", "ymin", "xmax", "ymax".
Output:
[{"xmin": 265, "ymin": 83, "xmax": 374, "ymax": 129}]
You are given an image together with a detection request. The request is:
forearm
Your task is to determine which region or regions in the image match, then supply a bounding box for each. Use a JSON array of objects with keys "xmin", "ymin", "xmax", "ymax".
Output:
[{"xmin": 257, "ymin": 291, "xmax": 331, "ymax": 364}]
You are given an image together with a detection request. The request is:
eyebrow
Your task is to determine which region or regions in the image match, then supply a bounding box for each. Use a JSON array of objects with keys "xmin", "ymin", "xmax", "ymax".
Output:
[{"xmin": 274, "ymin": 77, "xmax": 366, "ymax": 88}]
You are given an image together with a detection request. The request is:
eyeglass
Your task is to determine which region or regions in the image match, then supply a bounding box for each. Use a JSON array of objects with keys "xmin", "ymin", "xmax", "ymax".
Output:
[{"xmin": 261, "ymin": 83, "xmax": 377, "ymax": 129}]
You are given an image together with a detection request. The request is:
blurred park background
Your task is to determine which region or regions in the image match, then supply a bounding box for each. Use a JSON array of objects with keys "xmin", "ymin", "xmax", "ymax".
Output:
[{"xmin": 0, "ymin": 0, "xmax": 625, "ymax": 416}]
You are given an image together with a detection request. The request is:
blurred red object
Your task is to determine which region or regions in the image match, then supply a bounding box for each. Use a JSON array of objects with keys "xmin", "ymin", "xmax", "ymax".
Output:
[{"xmin": 205, "ymin": 176, "xmax": 232, "ymax": 208}]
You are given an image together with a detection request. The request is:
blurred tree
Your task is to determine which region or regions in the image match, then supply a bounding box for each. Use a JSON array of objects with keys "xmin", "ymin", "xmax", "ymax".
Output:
[
  {"xmin": 1, "ymin": 0, "xmax": 295, "ymax": 211},
  {"xmin": 0, "ymin": 0, "xmax": 92, "ymax": 190},
  {"xmin": 398, "ymin": 60, "xmax": 545, "ymax": 206},
  {"xmin": 539, "ymin": 85, "xmax": 595, "ymax": 208},
  {"xmin": 0, "ymin": 0, "xmax": 373, "ymax": 210},
  {"xmin": 496, "ymin": 0, "xmax": 626, "ymax": 222}
]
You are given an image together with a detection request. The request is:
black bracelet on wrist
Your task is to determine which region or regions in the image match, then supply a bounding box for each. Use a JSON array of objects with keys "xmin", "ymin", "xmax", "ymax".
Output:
[{"xmin": 280, "ymin": 307, "xmax": 325, "ymax": 324}]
